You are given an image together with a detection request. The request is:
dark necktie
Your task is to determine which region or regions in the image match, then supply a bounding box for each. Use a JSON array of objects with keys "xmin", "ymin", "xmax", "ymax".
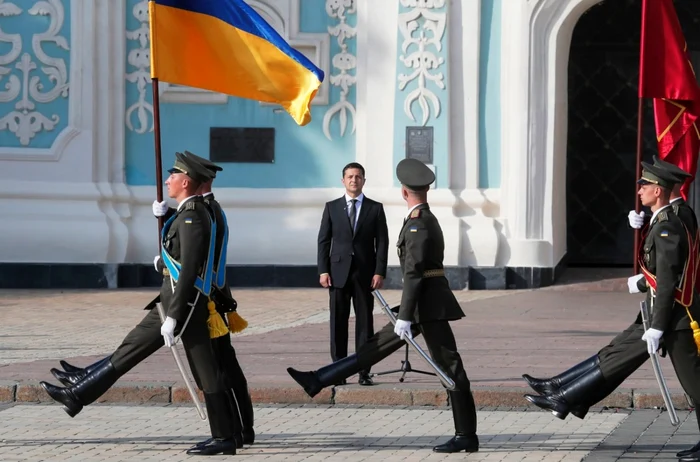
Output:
[{"xmin": 349, "ymin": 199, "xmax": 357, "ymax": 233}]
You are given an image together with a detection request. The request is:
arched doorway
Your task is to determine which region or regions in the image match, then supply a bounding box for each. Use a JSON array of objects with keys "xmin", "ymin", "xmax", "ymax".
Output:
[{"xmin": 566, "ymin": 0, "xmax": 700, "ymax": 266}]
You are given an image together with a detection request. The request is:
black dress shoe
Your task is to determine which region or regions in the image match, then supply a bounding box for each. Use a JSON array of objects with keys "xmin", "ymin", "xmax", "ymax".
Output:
[
  {"xmin": 186, "ymin": 438, "xmax": 237, "ymax": 456},
  {"xmin": 358, "ymin": 375, "xmax": 374, "ymax": 386},
  {"xmin": 679, "ymin": 441, "xmax": 700, "ymax": 458},
  {"xmin": 433, "ymin": 435, "xmax": 479, "ymax": 453},
  {"xmin": 681, "ymin": 450, "xmax": 700, "ymax": 462},
  {"xmin": 192, "ymin": 435, "xmax": 243, "ymax": 450}
]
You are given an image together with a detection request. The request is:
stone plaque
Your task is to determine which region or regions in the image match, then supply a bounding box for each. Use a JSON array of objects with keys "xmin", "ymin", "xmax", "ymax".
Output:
[
  {"xmin": 405, "ymin": 126, "xmax": 433, "ymax": 164},
  {"xmin": 210, "ymin": 127, "xmax": 275, "ymax": 163}
]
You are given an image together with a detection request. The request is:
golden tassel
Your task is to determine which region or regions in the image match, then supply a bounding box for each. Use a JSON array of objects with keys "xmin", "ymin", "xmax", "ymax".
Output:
[
  {"xmin": 207, "ymin": 299, "xmax": 229, "ymax": 339},
  {"xmin": 227, "ymin": 311, "xmax": 248, "ymax": 334},
  {"xmin": 691, "ymin": 320, "xmax": 700, "ymax": 356}
]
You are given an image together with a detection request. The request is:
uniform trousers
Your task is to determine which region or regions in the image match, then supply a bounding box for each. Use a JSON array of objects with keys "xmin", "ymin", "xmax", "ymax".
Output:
[
  {"xmin": 329, "ymin": 261, "xmax": 374, "ymax": 375},
  {"xmin": 353, "ymin": 320, "xmax": 477, "ymax": 435}
]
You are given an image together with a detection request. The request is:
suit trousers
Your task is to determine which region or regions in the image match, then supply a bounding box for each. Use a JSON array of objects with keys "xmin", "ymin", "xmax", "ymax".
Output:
[
  {"xmin": 354, "ymin": 320, "xmax": 477, "ymax": 435},
  {"xmin": 329, "ymin": 263, "xmax": 374, "ymax": 375}
]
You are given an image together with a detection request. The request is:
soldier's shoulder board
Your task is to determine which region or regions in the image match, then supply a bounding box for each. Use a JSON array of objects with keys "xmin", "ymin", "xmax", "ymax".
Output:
[
  {"xmin": 657, "ymin": 211, "xmax": 668, "ymax": 222},
  {"xmin": 410, "ymin": 208, "xmax": 421, "ymax": 219},
  {"xmin": 185, "ymin": 201, "xmax": 196, "ymax": 211}
]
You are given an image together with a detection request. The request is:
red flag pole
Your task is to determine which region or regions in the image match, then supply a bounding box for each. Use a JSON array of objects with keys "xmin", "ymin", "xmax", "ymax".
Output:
[{"xmin": 633, "ymin": 0, "xmax": 648, "ymax": 275}]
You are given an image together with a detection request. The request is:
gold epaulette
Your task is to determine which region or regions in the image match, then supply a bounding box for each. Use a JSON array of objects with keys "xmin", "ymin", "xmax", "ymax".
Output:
[{"xmin": 410, "ymin": 208, "xmax": 421, "ymax": 219}]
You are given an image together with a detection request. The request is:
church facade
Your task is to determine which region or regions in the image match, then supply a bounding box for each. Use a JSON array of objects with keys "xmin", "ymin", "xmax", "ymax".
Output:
[{"xmin": 1, "ymin": 0, "xmax": 695, "ymax": 289}]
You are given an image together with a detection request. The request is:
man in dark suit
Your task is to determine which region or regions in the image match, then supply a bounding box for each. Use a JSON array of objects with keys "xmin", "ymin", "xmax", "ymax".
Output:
[
  {"xmin": 317, "ymin": 162, "xmax": 389, "ymax": 385},
  {"xmin": 289, "ymin": 159, "xmax": 479, "ymax": 453}
]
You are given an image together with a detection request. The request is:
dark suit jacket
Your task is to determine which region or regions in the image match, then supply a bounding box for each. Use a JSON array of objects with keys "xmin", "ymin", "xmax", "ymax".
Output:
[{"xmin": 317, "ymin": 195, "xmax": 389, "ymax": 289}]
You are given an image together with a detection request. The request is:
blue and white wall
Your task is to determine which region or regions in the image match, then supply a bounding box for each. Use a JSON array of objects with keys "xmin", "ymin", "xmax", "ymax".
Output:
[{"xmin": 0, "ymin": 0, "xmax": 588, "ymax": 285}]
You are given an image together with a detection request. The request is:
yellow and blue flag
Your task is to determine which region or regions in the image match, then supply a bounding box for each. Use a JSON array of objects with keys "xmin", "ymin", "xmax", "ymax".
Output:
[{"xmin": 148, "ymin": 0, "xmax": 324, "ymax": 126}]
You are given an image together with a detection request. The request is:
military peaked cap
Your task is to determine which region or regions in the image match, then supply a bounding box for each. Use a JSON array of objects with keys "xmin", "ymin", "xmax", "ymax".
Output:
[
  {"xmin": 396, "ymin": 158, "xmax": 435, "ymax": 190},
  {"xmin": 168, "ymin": 151, "xmax": 213, "ymax": 184},
  {"xmin": 653, "ymin": 155, "xmax": 693, "ymax": 182},
  {"xmin": 637, "ymin": 161, "xmax": 681, "ymax": 189},
  {"xmin": 183, "ymin": 150, "xmax": 223, "ymax": 177}
]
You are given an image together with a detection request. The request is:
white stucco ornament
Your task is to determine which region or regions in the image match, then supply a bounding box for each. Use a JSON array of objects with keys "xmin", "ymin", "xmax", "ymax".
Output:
[
  {"xmin": 125, "ymin": 0, "xmax": 153, "ymax": 134},
  {"xmin": 0, "ymin": 0, "xmax": 69, "ymax": 146},
  {"xmin": 397, "ymin": 0, "xmax": 446, "ymax": 126},
  {"xmin": 323, "ymin": 0, "xmax": 357, "ymax": 141}
]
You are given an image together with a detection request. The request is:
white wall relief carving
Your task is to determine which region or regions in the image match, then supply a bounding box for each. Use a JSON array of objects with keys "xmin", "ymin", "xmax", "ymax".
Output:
[
  {"xmin": 125, "ymin": 0, "xmax": 153, "ymax": 133},
  {"xmin": 0, "ymin": 0, "xmax": 69, "ymax": 146},
  {"xmin": 322, "ymin": 0, "xmax": 356, "ymax": 141},
  {"xmin": 397, "ymin": 0, "xmax": 446, "ymax": 126}
]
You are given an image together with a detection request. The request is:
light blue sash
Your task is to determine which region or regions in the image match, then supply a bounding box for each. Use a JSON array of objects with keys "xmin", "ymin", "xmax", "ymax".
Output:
[
  {"xmin": 214, "ymin": 209, "xmax": 228, "ymax": 288},
  {"xmin": 160, "ymin": 212, "xmax": 216, "ymax": 297}
]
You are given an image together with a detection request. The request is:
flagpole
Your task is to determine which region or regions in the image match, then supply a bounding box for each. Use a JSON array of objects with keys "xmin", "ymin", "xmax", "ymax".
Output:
[
  {"xmin": 152, "ymin": 77, "xmax": 165, "ymax": 242},
  {"xmin": 148, "ymin": 0, "xmax": 164, "ymax": 246},
  {"xmin": 633, "ymin": 0, "xmax": 648, "ymax": 275},
  {"xmin": 633, "ymin": 98, "xmax": 643, "ymax": 274}
]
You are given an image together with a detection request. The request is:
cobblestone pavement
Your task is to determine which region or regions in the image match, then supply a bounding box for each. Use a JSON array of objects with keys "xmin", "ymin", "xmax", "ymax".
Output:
[
  {"xmin": 0, "ymin": 288, "xmax": 510, "ymax": 365},
  {"xmin": 0, "ymin": 404, "xmax": 635, "ymax": 462}
]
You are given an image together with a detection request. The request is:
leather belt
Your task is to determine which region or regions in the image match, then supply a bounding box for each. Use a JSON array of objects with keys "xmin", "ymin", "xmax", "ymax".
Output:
[{"xmin": 423, "ymin": 269, "xmax": 445, "ymax": 278}]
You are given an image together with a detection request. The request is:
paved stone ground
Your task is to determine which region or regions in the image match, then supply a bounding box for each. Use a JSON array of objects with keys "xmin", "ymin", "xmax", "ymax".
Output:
[
  {"xmin": 0, "ymin": 285, "xmax": 694, "ymax": 408},
  {"xmin": 1, "ymin": 404, "xmax": 698, "ymax": 461},
  {"xmin": 0, "ymin": 403, "xmax": 629, "ymax": 461}
]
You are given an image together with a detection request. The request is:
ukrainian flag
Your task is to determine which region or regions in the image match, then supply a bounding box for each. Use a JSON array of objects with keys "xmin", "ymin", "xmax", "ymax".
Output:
[{"xmin": 148, "ymin": 0, "xmax": 324, "ymax": 126}]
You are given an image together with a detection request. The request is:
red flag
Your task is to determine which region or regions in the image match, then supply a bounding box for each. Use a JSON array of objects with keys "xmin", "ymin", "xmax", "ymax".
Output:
[{"xmin": 639, "ymin": 0, "xmax": 700, "ymax": 199}]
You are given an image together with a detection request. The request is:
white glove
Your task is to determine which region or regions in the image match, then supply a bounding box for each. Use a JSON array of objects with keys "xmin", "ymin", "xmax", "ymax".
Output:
[
  {"xmin": 394, "ymin": 319, "xmax": 412, "ymax": 340},
  {"xmin": 627, "ymin": 274, "xmax": 644, "ymax": 294},
  {"xmin": 152, "ymin": 200, "xmax": 168, "ymax": 217},
  {"xmin": 642, "ymin": 328, "xmax": 663, "ymax": 355},
  {"xmin": 160, "ymin": 316, "xmax": 177, "ymax": 347},
  {"xmin": 153, "ymin": 255, "xmax": 161, "ymax": 272},
  {"xmin": 628, "ymin": 210, "xmax": 645, "ymax": 229}
]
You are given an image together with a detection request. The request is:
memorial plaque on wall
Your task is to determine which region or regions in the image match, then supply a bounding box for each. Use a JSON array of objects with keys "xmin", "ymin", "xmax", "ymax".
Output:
[
  {"xmin": 405, "ymin": 126, "xmax": 433, "ymax": 164},
  {"xmin": 210, "ymin": 127, "xmax": 275, "ymax": 163}
]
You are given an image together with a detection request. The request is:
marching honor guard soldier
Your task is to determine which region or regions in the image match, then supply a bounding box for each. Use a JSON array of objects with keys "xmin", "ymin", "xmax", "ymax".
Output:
[
  {"xmin": 523, "ymin": 162, "xmax": 700, "ymax": 461},
  {"xmin": 156, "ymin": 150, "xmax": 256, "ymax": 446},
  {"xmin": 41, "ymin": 153, "xmax": 239, "ymax": 456},
  {"xmin": 287, "ymin": 158, "xmax": 479, "ymax": 454}
]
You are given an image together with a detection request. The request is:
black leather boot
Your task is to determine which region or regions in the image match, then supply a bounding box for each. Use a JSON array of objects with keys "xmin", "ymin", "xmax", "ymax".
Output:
[
  {"xmin": 187, "ymin": 391, "xmax": 237, "ymax": 456},
  {"xmin": 433, "ymin": 390, "xmax": 479, "ymax": 453},
  {"xmin": 678, "ymin": 441, "xmax": 700, "ymax": 458},
  {"xmin": 525, "ymin": 365, "xmax": 606, "ymax": 420},
  {"xmin": 678, "ymin": 407, "xmax": 700, "ymax": 458},
  {"xmin": 40, "ymin": 359, "xmax": 118, "ymax": 417},
  {"xmin": 287, "ymin": 355, "xmax": 360, "ymax": 398},
  {"xmin": 234, "ymin": 386, "xmax": 255, "ymax": 444},
  {"xmin": 52, "ymin": 356, "xmax": 111, "ymax": 387},
  {"xmin": 522, "ymin": 355, "xmax": 599, "ymax": 395}
]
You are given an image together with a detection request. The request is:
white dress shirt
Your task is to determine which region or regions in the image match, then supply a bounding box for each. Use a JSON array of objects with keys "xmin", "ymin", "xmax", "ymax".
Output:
[{"xmin": 345, "ymin": 192, "xmax": 364, "ymax": 232}]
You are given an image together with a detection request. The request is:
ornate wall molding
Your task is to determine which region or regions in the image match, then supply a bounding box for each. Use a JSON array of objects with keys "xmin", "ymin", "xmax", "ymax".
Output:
[
  {"xmin": 0, "ymin": 0, "xmax": 70, "ymax": 149},
  {"xmin": 322, "ymin": 0, "xmax": 357, "ymax": 141},
  {"xmin": 397, "ymin": 0, "xmax": 446, "ymax": 127},
  {"xmin": 125, "ymin": 0, "xmax": 152, "ymax": 133}
]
